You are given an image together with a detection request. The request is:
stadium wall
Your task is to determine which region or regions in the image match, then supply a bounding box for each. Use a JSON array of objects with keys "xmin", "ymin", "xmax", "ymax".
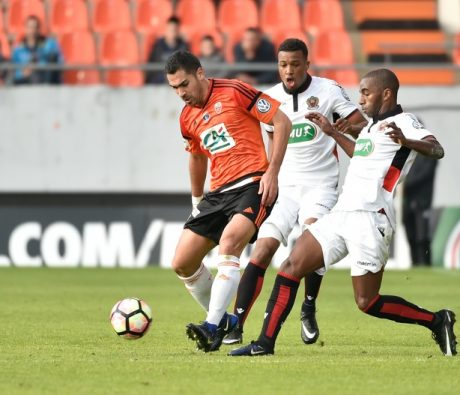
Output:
[{"xmin": 1, "ymin": 86, "xmax": 459, "ymax": 269}]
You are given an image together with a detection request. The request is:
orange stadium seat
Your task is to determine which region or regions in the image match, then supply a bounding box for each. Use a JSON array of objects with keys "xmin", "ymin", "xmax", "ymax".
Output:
[
  {"xmin": 272, "ymin": 28, "xmax": 308, "ymax": 52},
  {"xmin": 141, "ymin": 32, "xmax": 155, "ymax": 62},
  {"xmin": 7, "ymin": 0, "xmax": 46, "ymax": 37},
  {"xmin": 0, "ymin": 8, "xmax": 5, "ymax": 33},
  {"xmin": 454, "ymin": 33, "xmax": 460, "ymax": 65},
  {"xmin": 0, "ymin": 33, "xmax": 11, "ymax": 58},
  {"xmin": 176, "ymin": 0, "xmax": 216, "ymax": 38},
  {"xmin": 312, "ymin": 30, "xmax": 358, "ymax": 86},
  {"xmin": 217, "ymin": 0, "xmax": 258, "ymax": 39},
  {"xmin": 352, "ymin": 0, "xmax": 437, "ymax": 25},
  {"xmin": 100, "ymin": 30, "xmax": 143, "ymax": 86},
  {"xmin": 92, "ymin": 0, "xmax": 132, "ymax": 34},
  {"xmin": 135, "ymin": 0, "xmax": 173, "ymax": 35},
  {"xmin": 303, "ymin": 0, "xmax": 345, "ymax": 37},
  {"xmin": 60, "ymin": 30, "xmax": 100, "ymax": 84},
  {"xmin": 50, "ymin": 0, "xmax": 90, "ymax": 36},
  {"xmin": 260, "ymin": 0, "xmax": 301, "ymax": 37}
]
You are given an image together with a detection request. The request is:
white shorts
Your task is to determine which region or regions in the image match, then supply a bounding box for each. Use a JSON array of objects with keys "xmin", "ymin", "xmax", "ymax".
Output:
[
  {"xmin": 258, "ymin": 185, "xmax": 338, "ymax": 246},
  {"xmin": 307, "ymin": 210, "xmax": 394, "ymax": 276}
]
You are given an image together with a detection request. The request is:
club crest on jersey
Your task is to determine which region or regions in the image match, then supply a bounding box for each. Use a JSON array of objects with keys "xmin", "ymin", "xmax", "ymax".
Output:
[
  {"xmin": 214, "ymin": 101, "xmax": 223, "ymax": 114},
  {"xmin": 306, "ymin": 96, "xmax": 319, "ymax": 109},
  {"xmin": 200, "ymin": 123, "xmax": 236, "ymax": 154},
  {"xmin": 203, "ymin": 113, "xmax": 211, "ymax": 123},
  {"xmin": 354, "ymin": 138, "xmax": 374, "ymax": 156},
  {"xmin": 256, "ymin": 98, "xmax": 271, "ymax": 113}
]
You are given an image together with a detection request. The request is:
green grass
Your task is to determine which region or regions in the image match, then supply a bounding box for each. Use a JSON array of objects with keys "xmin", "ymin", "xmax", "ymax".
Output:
[{"xmin": 0, "ymin": 267, "xmax": 459, "ymax": 395}]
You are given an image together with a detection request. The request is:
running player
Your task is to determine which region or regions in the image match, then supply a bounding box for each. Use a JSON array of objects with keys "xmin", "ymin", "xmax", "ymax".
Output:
[
  {"xmin": 223, "ymin": 38, "xmax": 366, "ymax": 346},
  {"xmin": 165, "ymin": 50, "xmax": 291, "ymax": 352},
  {"xmin": 229, "ymin": 68, "xmax": 457, "ymax": 357}
]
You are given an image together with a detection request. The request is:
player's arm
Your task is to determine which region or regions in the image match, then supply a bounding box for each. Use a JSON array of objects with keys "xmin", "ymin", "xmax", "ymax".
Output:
[
  {"xmin": 260, "ymin": 109, "xmax": 291, "ymax": 206},
  {"xmin": 306, "ymin": 112, "xmax": 356, "ymax": 157},
  {"xmin": 189, "ymin": 152, "xmax": 208, "ymax": 200},
  {"xmin": 333, "ymin": 110, "xmax": 367, "ymax": 139},
  {"xmin": 384, "ymin": 122, "xmax": 444, "ymax": 159}
]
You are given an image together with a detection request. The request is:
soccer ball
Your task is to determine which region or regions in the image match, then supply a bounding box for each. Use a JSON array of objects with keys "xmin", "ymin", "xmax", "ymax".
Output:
[{"xmin": 110, "ymin": 298, "xmax": 152, "ymax": 339}]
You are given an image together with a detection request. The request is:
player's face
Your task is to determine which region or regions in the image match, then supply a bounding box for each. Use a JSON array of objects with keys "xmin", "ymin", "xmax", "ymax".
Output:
[
  {"xmin": 278, "ymin": 50, "xmax": 309, "ymax": 92},
  {"xmin": 167, "ymin": 68, "xmax": 206, "ymax": 107},
  {"xmin": 359, "ymin": 77, "xmax": 385, "ymax": 117}
]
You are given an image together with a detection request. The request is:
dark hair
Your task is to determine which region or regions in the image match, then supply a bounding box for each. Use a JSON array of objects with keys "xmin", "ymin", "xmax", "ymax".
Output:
[
  {"xmin": 245, "ymin": 27, "xmax": 261, "ymax": 35},
  {"xmin": 201, "ymin": 35, "xmax": 214, "ymax": 42},
  {"xmin": 167, "ymin": 16, "xmax": 180, "ymax": 25},
  {"xmin": 363, "ymin": 68, "xmax": 400, "ymax": 96},
  {"xmin": 278, "ymin": 38, "xmax": 308, "ymax": 58},
  {"xmin": 26, "ymin": 14, "xmax": 41, "ymax": 27},
  {"xmin": 165, "ymin": 50, "xmax": 202, "ymax": 75}
]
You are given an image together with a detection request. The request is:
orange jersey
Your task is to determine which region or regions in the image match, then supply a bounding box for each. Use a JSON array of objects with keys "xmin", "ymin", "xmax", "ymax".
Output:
[{"xmin": 180, "ymin": 79, "xmax": 280, "ymax": 191}]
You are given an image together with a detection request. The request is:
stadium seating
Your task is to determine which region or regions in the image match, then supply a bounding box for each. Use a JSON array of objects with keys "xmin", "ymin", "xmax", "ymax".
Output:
[
  {"xmin": 312, "ymin": 30, "xmax": 358, "ymax": 86},
  {"xmin": 0, "ymin": 33, "xmax": 11, "ymax": 58},
  {"xmin": 454, "ymin": 33, "xmax": 460, "ymax": 65},
  {"xmin": 7, "ymin": 0, "xmax": 46, "ymax": 37},
  {"xmin": 50, "ymin": 0, "xmax": 90, "ymax": 36},
  {"xmin": 92, "ymin": 0, "xmax": 132, "ymax": 34},
  {"xmin": 135, "ymin": 0, "xmax": 173, "ymax": 36},
  {"xmin": 176, "ymin": 0, "xmax": 216, "ymax": 39},
  {"xmin": 217, "ymin": 0, "xmax": 258, "ymax": 41},
  {"xmin": 272, "ymin": 28, "xmax": 308, "ymax": 52},
  {"xmin": 60, "ymin": 30, "xmax": 100, "ymax": 84},
  {"xmin": 99, "ymin": 29, "xmax": 143, "ymax": 86},
  {"xmin": 0, "ymin": 7, "xmax": 5, "ymax": 33},
  {"xmin": 303, "ymin": 0, "xmax": 345, "ymax": 37},
  {"xmin": 188, "ymin": 29, "xmax": 224, "ymax": 57},
  {"xmin": 260, "ymin": 0, "xmax": 301, "ymax": 37}
]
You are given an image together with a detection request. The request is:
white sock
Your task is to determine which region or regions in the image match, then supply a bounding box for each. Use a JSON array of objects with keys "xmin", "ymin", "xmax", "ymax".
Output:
[
  {"xmin": 206, "ymin": 255, "xmax": 240, "ymax": 325},
  {"xmin": 177, "ymin": 263, "xmax": 213, "ymax": 312}
]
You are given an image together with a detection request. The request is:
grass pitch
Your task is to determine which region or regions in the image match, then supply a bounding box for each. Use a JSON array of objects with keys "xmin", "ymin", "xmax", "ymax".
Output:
[{"xmin": 1, "ymin": 267, "xmax": 459, "ymax": 395}]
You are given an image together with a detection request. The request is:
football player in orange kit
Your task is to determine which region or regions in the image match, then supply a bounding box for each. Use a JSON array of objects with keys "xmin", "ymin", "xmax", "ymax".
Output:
[{"xmin": 165, "ymin": 50, "xmax": 291, "ymax": 352}]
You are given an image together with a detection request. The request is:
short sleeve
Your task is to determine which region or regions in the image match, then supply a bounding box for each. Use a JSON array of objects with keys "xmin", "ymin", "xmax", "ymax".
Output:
[
  {"xmin": 395, "ymin": 113, "xmax": 434, "ymax": 141},
  {"xmin": 231, "ymin": 80, "xmax": 281, "ymax": 124},
  {"xmin": 180, "ymin": 116, "xmax": 202, "ymax": 154},
  {"xmin": 329, "ymin": 83, "xmax": 359, "ymax": 119}
]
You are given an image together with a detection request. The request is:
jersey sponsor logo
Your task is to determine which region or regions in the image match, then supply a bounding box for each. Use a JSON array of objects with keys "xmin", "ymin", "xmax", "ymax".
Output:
[
  {"xmin": 214, "ymin": 101, "xmax": 222, "ymax": 114},
  {"xmin": 256, "ymin": 98, "xmax": 271, "ymax": 113},
  {"xmin": 288, "ymin": 123, "xmax": 317, "ymax": 144},
  {"xmin": 306, "ymin": 96, "xmax": 319, "ymax": 109},
  {"xmin": 353, "ymin": 138, "xmax": 374, "ymax": 156},
  {"xmin": 203, "ymin": 113, "xmax": 211, "ymax": 123},
  {"xmin": 199, "ymin": 123, "xmax": 236, "ymax": 154}
]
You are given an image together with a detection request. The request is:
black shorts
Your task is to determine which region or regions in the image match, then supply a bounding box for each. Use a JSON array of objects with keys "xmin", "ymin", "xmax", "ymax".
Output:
[{"xmin": 184, "ymin": 182, "xmax": 275, "ymax": 245}]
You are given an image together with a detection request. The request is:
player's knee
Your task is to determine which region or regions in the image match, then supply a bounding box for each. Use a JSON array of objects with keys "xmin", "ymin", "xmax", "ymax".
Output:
[
  {"xmin": 251, "ymin": 243, "xmax": 277, "ymax": 268},
  {"xmin": 171, "ymin": 257, "xmax": 193, "ymax": 277},
  {"xmin": 355, "ymin": 294, "xmax": 373, "ymax": 312}
]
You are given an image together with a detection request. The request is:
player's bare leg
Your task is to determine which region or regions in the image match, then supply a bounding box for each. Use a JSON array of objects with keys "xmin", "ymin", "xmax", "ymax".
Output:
[
  {"xmin": 301, "ymin": 217, "xmax": 324, "ymax": 344},
  {"xmin": 223, "ymin": 236, "xmax": 280, "ymax": 344},
  {"xmin": 353, "ymin": 270, "xmax": 457, "ymax": 356},
  {"xmin": 187, "ymin": 214, "xmax": 256, "ymax": 352},
  {"xmin": 229, "ymin": 230, "xmax": 325, "ymax": 355},
  {"xmin": 172, "ymin": 229, "xmax": 216, "ymax": 311}
]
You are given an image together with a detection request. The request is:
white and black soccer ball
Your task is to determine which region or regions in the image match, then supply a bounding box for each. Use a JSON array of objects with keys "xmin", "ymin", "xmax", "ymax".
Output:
[{"xmin": 110, "ymin": 298, "xmax": 152, "ymax": 339}]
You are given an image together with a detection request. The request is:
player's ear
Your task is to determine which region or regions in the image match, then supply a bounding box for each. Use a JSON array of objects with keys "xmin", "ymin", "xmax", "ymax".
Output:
[
  {"xmin": 196, "ymin": 67, "xmax": 205, "ymax": 81},
  {"xmin": 305, "ymin": 60, "xmax": 310, "ymax": 72},
  {"xmin": 382, "ymin": 87, "xmax": 392, "ymax": 102}
]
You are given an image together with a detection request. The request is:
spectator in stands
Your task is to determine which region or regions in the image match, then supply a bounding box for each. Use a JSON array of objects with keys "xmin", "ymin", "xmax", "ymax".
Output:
[
  {"xmin": 0, "ymin": 41, "xmax": 7, "ymax": 84},
  {"xmin": 198, "ymin": 35, "xmax": 227, "ymax": 78},
  {"xmin": 11, "ymin": 15, "xmax": 63, "ymax": 85},
  {"xmin": 145, "ymin": 16, "xmax": 189, "ymax": 84},
  {"xmin": 403, "ymin": 151, "xmax": 438, "ymax": 266},
  {"xmin": 233, "ymin": 27, "xmax": 277, "ymax": 85}
]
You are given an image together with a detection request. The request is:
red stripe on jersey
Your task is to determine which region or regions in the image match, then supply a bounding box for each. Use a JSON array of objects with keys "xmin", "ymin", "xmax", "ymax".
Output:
[
  {"xmin": 381, "ymin": 302, "xmax": 434, "ymax": 322},
  {"xmin": 382, "ymin": 165, "xmax": 401, "ymax": 192},
  {"xmin": 266, "ymin": 285, "xmax": 291, "ymax": 338}
]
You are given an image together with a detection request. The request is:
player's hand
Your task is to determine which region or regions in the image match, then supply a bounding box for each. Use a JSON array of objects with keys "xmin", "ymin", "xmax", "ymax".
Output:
[
  {"xmin": 259, "ymin": 170, "xmax": 278, "ymax": 207},
  {"xmin": 384, "ymin": 122, "xmax": 407, "ymax": 145},
  {"xmin": 333, "ymin": 118, "xmax": 352, "ymax": 134},
  {"xmin": 305, "ymin": 112, "xmax": 334, "ymax": 135}
]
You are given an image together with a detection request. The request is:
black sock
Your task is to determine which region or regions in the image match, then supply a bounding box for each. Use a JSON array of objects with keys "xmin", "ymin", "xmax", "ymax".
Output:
[
  {"xmin": 258, "ymin": 272, "xmax": 300, "ymax": 350},
  {"xmin": 364, "ymin": 294, "xmax": 436, "ymax": 329},
  {"xmin": 303, "ymin": 271, "xmax": 324, "ymax": 310},
  {"xmin": 233, "ymin": 261, "xmax": 267, "ymax": 328}
]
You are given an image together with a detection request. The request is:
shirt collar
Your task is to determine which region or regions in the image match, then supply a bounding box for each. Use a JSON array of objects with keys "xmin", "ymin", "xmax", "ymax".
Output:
[
  {"xmin": 282, "ymin": 73, "xmax": 312, "ymax": 95},
  {"xmin": 372, "ymin": 104, "xmax": 403, "ymax": 122}
]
